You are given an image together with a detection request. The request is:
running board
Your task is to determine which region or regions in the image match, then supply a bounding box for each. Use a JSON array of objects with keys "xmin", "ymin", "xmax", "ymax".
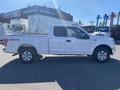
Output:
[{"xmin": 12, "ymin": 53, "xmax": 18, "ymax": 56}]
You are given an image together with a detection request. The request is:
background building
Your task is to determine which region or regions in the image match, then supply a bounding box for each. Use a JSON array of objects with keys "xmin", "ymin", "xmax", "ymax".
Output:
[{"xmin": 0, "ymin": 5, "xmax": 73, "ymax": 23}]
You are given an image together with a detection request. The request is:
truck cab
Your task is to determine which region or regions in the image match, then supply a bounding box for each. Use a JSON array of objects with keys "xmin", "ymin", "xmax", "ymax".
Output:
[{"xmin": 50, "ymin": 26, "xmax": 91, "ymax": 55}]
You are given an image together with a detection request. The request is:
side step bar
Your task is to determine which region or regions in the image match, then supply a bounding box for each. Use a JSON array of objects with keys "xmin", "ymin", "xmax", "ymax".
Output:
[{"xmin": 12, "ymin": 53, "xmax": 18, "ymax": 56}]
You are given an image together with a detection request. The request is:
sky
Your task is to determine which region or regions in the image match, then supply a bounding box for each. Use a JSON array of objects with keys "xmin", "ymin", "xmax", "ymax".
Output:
[{"xmin": 0, "ymin": 0, "xmax": 120, "ymax": 25}]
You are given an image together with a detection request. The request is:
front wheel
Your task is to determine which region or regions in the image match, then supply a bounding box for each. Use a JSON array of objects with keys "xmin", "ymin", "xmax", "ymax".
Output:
[{"xmin": 92, "ymin": 48, "xmax": 110, "ymax": 63}]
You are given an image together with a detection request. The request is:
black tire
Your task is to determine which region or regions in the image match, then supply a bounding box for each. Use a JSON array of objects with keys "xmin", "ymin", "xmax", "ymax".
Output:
[
  {"xmin": 92, "ymin": 47, "xmax": 110, "ymax": 63},
  {"xmin": 19, "ymin": 47, "xmax": 38, "ymax": 64}
]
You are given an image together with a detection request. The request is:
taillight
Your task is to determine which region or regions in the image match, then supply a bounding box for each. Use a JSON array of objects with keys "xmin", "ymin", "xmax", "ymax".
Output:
[{"xmin": 2, "ymin": 39, "xmax": 8, "ymax": 46}]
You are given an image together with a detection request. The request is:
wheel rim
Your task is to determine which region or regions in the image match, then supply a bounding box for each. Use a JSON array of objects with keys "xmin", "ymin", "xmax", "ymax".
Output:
[
  {"xmin": 97, "ymin": 51, "xmax": 108, "ymax": 61},
  {"xmin": 22, "ymin": 51, "xmax": 33, "ymax": 62}
]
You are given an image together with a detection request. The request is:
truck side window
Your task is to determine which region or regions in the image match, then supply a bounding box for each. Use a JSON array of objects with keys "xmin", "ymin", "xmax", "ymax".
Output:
[
  {"xmin": 54, "ymin": 27, "xmax": 67, "ymax": 37},
  {"xmin": 67, "ymin": 27, "xmax": 89, "ymax": 39}
]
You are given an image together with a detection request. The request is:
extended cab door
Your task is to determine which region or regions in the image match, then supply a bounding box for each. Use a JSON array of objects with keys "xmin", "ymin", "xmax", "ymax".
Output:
[{"xmin": 49, "ymin": 26, "xmax": 67, "ymax": 54}]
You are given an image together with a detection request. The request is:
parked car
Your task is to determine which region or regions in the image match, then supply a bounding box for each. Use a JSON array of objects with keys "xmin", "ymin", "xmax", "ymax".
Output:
[{"xmin": 93, "ymin": 26, "xmax": 111, "ymax": 37}]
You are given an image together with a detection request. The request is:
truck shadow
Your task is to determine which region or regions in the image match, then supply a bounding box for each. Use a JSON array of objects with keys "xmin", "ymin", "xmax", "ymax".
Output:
[{"xmin": 0, "ymin": 56, "xmax": 120, "ymax": 90}]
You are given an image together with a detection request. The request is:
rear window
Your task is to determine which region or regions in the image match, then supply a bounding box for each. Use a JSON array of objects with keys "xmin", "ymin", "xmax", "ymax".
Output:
[{"xmin": 54, "ymin": 26, "xmax": 67, "ymax": 37}]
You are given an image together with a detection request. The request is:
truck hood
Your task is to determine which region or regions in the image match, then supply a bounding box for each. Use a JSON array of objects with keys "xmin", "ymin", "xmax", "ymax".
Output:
[
  {"xmin": 92, "ymin": 31, "xmax": 110, "ymax": 37},
  {"xmin": 90, "ymin": 34, "xmax": 114, "ymax": 44}
]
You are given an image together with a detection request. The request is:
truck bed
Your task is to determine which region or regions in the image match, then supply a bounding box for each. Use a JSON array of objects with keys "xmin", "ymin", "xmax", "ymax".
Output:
[{"xmin": 4, "ymin": 34, "xmax": 49, "ymax": 54}]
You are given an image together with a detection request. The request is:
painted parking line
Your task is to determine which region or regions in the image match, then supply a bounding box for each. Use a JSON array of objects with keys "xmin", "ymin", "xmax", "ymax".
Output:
[{"xmin": 0, "ymin": 82, "xmax": 63, "ymax": 90}]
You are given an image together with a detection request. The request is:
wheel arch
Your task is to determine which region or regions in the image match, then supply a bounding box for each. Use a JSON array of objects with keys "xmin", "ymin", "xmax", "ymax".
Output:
[
  {"xmin": 17, "ymin": 44, "xmax": 38, "ymax": 54},
  {"xmin": 93, "ymin": 44, "xmax": 113, "ymax": 55}
]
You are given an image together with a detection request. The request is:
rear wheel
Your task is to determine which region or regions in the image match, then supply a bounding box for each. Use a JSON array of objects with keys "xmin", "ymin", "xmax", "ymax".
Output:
[
  {"xmin": 19, "ymin": 47, "xmax": 38, "ymax": 63},
  {"xmin": 92, "ymin": 48, "xmax": 110, "ymax": 63}
]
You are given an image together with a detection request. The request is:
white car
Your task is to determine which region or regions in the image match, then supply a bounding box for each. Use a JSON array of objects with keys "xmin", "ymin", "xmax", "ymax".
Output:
[
  {"xmin": 93, "ymin": 31, "xmax": 111, "ymax": 37},
  {"xmin": 93, "ymin": 27, "xmax": 111, "ymax": 37},
  {"xmin": 2, "ymin": 25, "xmax": 115, "ymax": 63}
]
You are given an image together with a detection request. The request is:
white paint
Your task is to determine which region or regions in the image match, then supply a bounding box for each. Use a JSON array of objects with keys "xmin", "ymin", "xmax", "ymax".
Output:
[{"xmin": 0, "ymin": 82, "xmax": 63, "ymax": 90}]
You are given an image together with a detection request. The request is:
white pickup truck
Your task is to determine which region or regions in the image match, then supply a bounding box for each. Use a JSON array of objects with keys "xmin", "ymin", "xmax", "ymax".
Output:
[{"xmin": 2, "ymin": 25, "xmax": 115, "ymax": 63}]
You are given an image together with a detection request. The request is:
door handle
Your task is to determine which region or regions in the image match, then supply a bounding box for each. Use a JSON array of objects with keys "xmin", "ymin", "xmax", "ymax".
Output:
[{"xmin": 66, "ymin": 40, "xmax": 71, "ymax": 42}]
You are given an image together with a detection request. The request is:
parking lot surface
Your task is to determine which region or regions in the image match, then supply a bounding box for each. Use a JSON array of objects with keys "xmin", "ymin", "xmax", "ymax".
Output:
[{"xmin": 0, "ymin": 45, "xmax": 120, "ymax": 90}]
